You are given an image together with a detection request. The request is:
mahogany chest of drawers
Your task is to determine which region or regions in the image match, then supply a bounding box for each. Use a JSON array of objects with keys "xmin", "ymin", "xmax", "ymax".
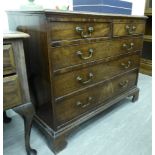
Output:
[{"xmin": 7, "ymin": 10, "xmax": 147, "ymax": 154}]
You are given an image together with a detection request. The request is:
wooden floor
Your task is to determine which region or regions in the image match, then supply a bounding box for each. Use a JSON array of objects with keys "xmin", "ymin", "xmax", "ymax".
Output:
[{"xmin": 3, "ymin": 73, "xmax": 152, "ymax": 155}]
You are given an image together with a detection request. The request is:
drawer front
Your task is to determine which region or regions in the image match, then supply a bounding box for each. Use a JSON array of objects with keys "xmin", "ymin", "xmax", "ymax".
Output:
[
  {"xmin": 3, "ymin": 75, "xmax": 22, "ymax": 110},
  {"xmin": 110, "ymin": 70, "xmax": 137, "ymax": 96},
  {"xmin": 48, "ymin": 22, "xmax": 111, "ymax": 41},
  {"xmin": 113, "ymin": 22, "xmax": 145, "ymax": 37},
  {"xmin": 3, "ymin": 44, "xmax": 16, "ymax": 75},
  {"xmin": 51, "ymin": 37, "xmax": 143, "ymax": 71},
  {"xmin": 55, "ymin": 70, "xmax": 137, "ymax": 127},
  {"xmin": 54, "ymin": 54, "xmax": 140, "ymax": 98},
  {"xmin": 55, "ymin": 79, "xmax": 112, "ymax": 126}
]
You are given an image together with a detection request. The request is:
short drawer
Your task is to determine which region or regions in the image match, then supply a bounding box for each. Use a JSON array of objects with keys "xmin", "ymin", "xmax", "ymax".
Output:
[
  {"xmin": 113, "ymin": 22, "xmax": 145, "ymax": 37},
  {"xmin": 54, "ymin": 54, "xmax": 140, "ymax": 98},
  {"xmin": 3, "ymin": 44, "xmax": 16, "ymax": 75},
  {"xmin": 3, "ymin": 75, "xmax": 22, "ymax": 110},
  {"xmin": 48, "ymin": 22, "xmax": 111, "ymax": 41},
  {"xmin": 110, "ymin": 69, "xmax": 138, "ymax": 96},
  {"xmin": 51, "ymin": 37, "xmax": 143, "ymax": 71},
  {"xmin": 111, "ymin": 37, "xmax": 143, "ymax": 55},
  {"xmin": 55, "ymin": 69, "xmax": 137, "ymax": 127}
]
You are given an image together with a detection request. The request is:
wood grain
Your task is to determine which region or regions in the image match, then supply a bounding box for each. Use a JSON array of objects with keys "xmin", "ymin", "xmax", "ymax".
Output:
[
  {"xmin": 3, "ymin": 32, "xmax": 36, "ymax": 155},
  {"xmin": 3, "ymin": 44, "xmax": 16, "ymax": 75},
  {"xmin": 113, "ymin": 22, "xmax": 145, "ymax": 37},
  {"xmin": 54, "ymin": 54, "xmax": 140, "ymax": 98},
  {"xmin": 48, "ymin": 22, "xmax": 111, "ymax": 41},
  {"xmin": 140, "ymin": 58, "xmax": 152, "ymax": 76},
  {"xmin": 50, "ymin": 37, "xmax": 143, "ymax": 71},
  {"xmin": 6, "ymin": 10, "xmax": 146, "ymax": 154},
  {"xmin": 55, "ymin": 69, "xmax": 137, "ymax": 127},
  {"xmin": 3, "ymin": 75, "xmax": 22, "ymax": 110}
]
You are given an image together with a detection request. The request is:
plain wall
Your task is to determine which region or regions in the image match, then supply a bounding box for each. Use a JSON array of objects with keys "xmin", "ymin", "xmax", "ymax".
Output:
[
  {"xmin": 2, "ymin": 0, "xmax": 146, "ymax": 31},
  {"xmin": 121, "ymin": 0, "xmax": 146, "ymax": 15}
]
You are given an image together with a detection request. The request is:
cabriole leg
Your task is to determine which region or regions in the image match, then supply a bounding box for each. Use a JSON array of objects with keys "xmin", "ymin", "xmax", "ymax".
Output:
[{"xmin": 14, "ymin": 103, "xmax": 37, "ymax": 155}]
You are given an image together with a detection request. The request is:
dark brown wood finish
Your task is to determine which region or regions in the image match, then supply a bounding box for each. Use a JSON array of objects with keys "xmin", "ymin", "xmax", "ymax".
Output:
[
  {"xmin": 55, "ymin": 69, "xmax": 137, "ymax": 127},
  {"xmin": 14, "ymin": 102, "xmax": 37, "ymax": 155},
  {"xmin": 49, "ymin": 21, "xmax": 111, "ymax": 41},
  {"xmin": 50, "ymin": 37, "xmax": 143, "ymax": 70},
  {"xmin": 7, "ymin": 10, "xmax": 146, "ymax": 154},
  {"xmin": 113, "ymin": 22, "xmax": 145, "ymax": 37},
  {"xmin": 53, "ymin": 54, "xmax": 139, "ymax": 98}
]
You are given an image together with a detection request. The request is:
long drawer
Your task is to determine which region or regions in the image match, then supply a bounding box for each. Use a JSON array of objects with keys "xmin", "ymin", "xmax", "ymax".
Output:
[
  {"xmin": 54, "ymin": 54, "xmax": 140, "ymax": 98},
  {"xmin": 3, "ymin": 44, "xmax": 16, "ymax": 75},
  {"xmin": 3, "ymin": 75, "xmax": 22, "ymax": 110},
  {"xmin": 50, "ymin": 37, "xmax": 143, "ymax": 71},
  {"xmin": 55, "ymin": 69, "xmax": 137, "ymax": 127},
  {"xmin": 48, "ymin": 22, "xmax": 111, "ymax": 41}
]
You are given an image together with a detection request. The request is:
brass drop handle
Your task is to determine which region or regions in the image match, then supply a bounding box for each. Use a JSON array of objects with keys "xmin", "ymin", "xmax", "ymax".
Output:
[
  {"xmin": 121, "ymin": 61, "xmax": 131, "ymax": 69},
  {"xmin": 119, "ymin": 80, "xmax": 129, "ymax": 88},
  {"xmin": 125, "ymin": 25, "xmax": 137, "ymax": 34},
  {"xmin": 76, "ymin": 26, "xmax": 94, "ymax": 38},
  {"xmin": 76, "ymin": 48, "xmax": 94, "ymax": 60},
  {"xmin": 123, "ymin": 42, "xmax": 134, "ymax": 51},
  {"xmin": 76, "ymin": 97, "xmax": 93, "ymax": 108},
  {"xmin": 76, "ymin": 72, "xmax": 93, "ymax": 85}
]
